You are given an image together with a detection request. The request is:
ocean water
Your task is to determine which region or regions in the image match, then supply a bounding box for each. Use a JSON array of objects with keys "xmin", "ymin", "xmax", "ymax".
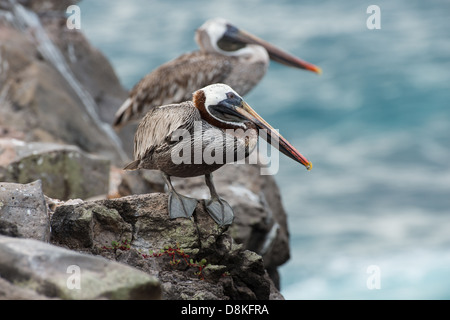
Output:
[{"xmin": 78, "ymin": 0, "xmax": 450, "ymax": 299}]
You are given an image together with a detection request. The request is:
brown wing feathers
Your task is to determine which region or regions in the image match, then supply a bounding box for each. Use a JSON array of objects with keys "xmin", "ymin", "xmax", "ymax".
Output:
[{"xmin": 113, "ymin": 51, "xmax": 232, "ymax": 130}]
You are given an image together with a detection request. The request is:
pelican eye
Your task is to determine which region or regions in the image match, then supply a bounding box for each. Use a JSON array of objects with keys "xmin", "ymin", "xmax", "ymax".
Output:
[
  {"xmin": 208, "ymin": 96, "xmax": 246, "ymax": 123},
  {"xmin": 217, "ymin": 36, "xmax": 246, "ymax": 52},
  {"xmin": 226, "ymin": 92, "xmax": 236, "ymax": 99}
]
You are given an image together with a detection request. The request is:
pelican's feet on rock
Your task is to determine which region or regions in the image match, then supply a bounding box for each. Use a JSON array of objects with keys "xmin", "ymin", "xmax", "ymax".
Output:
[
  {"xmin": 205, "ymin": 197, "xmax": 234, "ymax": 227},
  {"xmin": 167, "ymin": 192, "xmax": 198, "ymax": 219}
]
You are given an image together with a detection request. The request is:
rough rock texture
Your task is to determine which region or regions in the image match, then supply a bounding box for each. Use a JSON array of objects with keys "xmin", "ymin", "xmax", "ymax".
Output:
[
  {"xmin": 0, "ymin": 235, "xmax": 161, "ymax": 300},
  {"xmin": 0, "ymin": 0, "xmax": 133, "ymax": 162},
  {"xmin": 50, "ymin": 193, "xmax": 283, "ymax": 300},
  {"xmin": 0, "ymin": 138, "xmax": 110, "ymax": 200},
  {"xmin": 169, "ymin": 164, "xmax": 290, "ymax": 286},
  {"xmin": 0, "ymin": 180, "xmax": 50, "ymax": 241}
]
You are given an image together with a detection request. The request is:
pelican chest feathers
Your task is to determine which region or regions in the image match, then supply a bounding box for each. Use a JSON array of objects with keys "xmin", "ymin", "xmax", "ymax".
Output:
[{"xmin": 124, "ymin": 83, "xmax": 312, "ymax": 227}]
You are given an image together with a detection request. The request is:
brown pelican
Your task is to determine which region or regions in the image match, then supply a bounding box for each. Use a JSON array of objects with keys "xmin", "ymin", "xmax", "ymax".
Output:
[
  {"xmin": 113, "ymin": 17, "xmax": 321, "ymax": 130},
  {"xmin": 124, "ymin": 83, "xmax": 312, "ymax": 226}
]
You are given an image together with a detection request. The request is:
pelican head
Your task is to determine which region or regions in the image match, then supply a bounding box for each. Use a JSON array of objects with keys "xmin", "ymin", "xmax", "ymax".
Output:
[
  {"xmin": 195, "ymin": 17, "xmax": 321, "ymax": 74},
  {"xmin": 193, "ymin": 83, "xmax": 312, "ymax": 170}
]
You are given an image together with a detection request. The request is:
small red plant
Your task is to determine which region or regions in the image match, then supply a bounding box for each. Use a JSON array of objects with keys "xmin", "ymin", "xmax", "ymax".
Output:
[
  {"xmin": 102, "ymin": 240, "xmax": 219, "ymax": 280},
  {"xmin": 142, "ymin": 243, "xmax": 209, "ymax": 280}
]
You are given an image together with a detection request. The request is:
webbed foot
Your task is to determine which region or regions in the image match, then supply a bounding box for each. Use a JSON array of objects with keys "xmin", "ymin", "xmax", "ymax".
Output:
[
  {"xmin": 162, "ymin": 173, "xmax": 198, "ymax": 220},
  {"xmin": 167, "ymin": 191, "xmax": 198, "ymax": 219},
  {"xmin": 205, "ymin": 197, "xmax": 234, "ymax": 227}
]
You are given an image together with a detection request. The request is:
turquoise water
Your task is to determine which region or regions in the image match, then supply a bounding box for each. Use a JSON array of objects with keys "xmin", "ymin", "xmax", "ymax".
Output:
[{"xmin": 79, "ymin": 0, "xmax": 450, "ymax": 299}]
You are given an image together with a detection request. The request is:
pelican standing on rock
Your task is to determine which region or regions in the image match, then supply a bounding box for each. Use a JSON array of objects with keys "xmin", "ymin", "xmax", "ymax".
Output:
[
  {"xmin": 124, "ymin": 83, "xmax": 312, "ymax": 226},
  {"xmin": 113, "ymin": 17, "xmax": 321, "ymax": 130}
]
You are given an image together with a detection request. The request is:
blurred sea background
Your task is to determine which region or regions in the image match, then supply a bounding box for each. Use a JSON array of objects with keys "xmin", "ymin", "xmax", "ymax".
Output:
[{"xmin": 79, "ymin": 0, "xmax": 450, "ymax": 299}]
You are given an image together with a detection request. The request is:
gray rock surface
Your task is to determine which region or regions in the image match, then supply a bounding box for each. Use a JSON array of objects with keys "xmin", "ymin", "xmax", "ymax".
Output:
[
  {"xmin": 170, "ymin": 163, "xmax": 290, "ymax": 287},
  {"xmin": 0, "ymin": 180, "xmax": 50, "ymax": 241},
  {"xmin": 0, "ymin": 139, "xmax": 110, "ymax": 200},
  {"xmin": 50, "ymin": 193, "xmax": 283, "ymax": 300},
  {"xmin": 0, "ymin": 0, "xmax": 133, "ymax": 163},
  {"xmin": 0, "ymin": 235, "xmax": 161, "ymax": 299}
]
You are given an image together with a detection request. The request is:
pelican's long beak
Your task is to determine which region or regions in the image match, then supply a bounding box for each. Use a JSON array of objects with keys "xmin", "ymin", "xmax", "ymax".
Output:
[
  {"xmin": 236, "ymin": 101, "xmax": 313, "ymax": 170},
  {"xmin": 226, "ymin": 26, "xmax": 322, "ymax": 74}
]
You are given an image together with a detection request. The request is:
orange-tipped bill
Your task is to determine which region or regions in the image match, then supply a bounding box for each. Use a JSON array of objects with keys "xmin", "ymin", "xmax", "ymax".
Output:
[
  {"xmin": 228, "ymin": 27, "xmax": 321, "ymax": 74},
  {"xmin": 236, "ymin": 101, "xmax": 312, "ymax": 170}
]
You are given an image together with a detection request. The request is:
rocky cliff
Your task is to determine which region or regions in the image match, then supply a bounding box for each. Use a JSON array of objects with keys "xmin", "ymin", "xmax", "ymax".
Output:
[{"xmin": 0, "ymin": 0, "xmax": 290, "ymax": 300}]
